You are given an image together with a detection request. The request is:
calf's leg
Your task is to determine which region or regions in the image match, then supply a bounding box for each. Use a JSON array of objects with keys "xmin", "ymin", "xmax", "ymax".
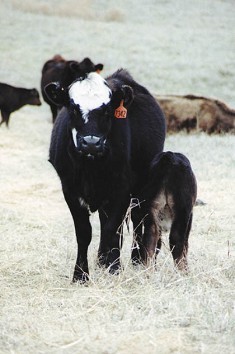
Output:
[
  {"xmin": 0, "ymin": 110, "xmax": 10, "ymax": 127},
  {"xmin": 169, "ymin": 211, "xmax": 192, "ymax": 271},
  {"xmin": 142, "ymin": 213, "xmax": 162, "ymax": 267}
]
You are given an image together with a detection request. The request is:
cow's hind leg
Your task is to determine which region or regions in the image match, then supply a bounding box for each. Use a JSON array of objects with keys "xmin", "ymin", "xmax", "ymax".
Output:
[
  {"xmin": 169, "ymin": 211, "xmax": 192, "ymax": 271},
  {"xmin": 131, "ymin": 221, "xmax": 143, "ymax": 264},
  {"xmin": 131, "ymin": 203, "xmax": 144, "ymax": 265}
]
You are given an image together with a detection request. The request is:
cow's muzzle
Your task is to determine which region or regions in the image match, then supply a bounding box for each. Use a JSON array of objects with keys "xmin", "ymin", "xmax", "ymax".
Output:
[{"xmin": 77, "ymin": 135, "xmax": 106, "ymax": 158}]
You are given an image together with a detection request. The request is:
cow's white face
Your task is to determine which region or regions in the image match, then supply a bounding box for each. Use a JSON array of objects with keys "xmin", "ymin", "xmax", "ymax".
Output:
[{"xmin": 68, "ymin": 72, "xmax": 112, "ymax": 123}]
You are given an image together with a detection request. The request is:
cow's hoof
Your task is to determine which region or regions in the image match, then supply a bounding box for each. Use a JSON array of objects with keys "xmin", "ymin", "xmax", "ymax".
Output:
[
  {"xmin": 175, "ymin": 258, "xmax": 189, "ymax": 273},
  {"xmin": 131, "ymin": 258, "xmax": 143, "ymax": 267},
  {"xmin": 97, "ymin": 253, "xmax": 108, "ymax": 268},
  {"xmin": 72, "ymin": 271, "xmax": 89, "ymax": 284},
  {"xmin": 131, "ymin": 250, "xmax": 142, "ymax": 266},
  {"xmin": 108, "ymin": 260, "xmax": 121, "ymax": 275}
]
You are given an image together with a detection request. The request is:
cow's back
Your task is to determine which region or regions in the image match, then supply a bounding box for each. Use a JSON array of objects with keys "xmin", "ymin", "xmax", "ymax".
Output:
[
  {"xmin": 148, "ymin": 152, "xmax": 197, "ymax": 206},
  {"xmin": 129, "ymin": 92, "xmax": 165, "ymax": 165}
]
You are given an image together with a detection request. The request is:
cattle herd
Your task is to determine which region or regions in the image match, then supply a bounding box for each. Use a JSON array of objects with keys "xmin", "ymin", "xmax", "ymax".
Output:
[{"xmin": 0, "ymin": 54, "xmax": 233, "ymax": 282}]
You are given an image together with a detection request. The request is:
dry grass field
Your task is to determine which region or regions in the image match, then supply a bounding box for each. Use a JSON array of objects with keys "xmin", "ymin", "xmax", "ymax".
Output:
[{"xmin": 0, "ymin": 1, "xmax": 234, "ymax": 353}]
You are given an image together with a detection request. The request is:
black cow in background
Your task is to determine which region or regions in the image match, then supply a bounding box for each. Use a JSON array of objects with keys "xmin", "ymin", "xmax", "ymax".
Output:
[
  {"xmin": 0, "ymin": 83, "xmax": 41, "ymax": 127},
  {"xmin": 41, "ymin": 55, "xmax": 104, "ymax": 123},
  {"xmin": 45, "ymin": 69, "xmax": 166, "ymax": 282},
  {"xmin": 132, "ymin": 151, "xmax": 197, "ymax": 271}
]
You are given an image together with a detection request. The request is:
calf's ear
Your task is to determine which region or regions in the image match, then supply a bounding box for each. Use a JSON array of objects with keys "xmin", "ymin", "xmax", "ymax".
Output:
[
  {"xmin": 44, "ymin": 82, "xmax": 69, "ymax": 106},
  {"xmin": 111, "ymin": 85, "xmax": 133, "ymax": 108}
]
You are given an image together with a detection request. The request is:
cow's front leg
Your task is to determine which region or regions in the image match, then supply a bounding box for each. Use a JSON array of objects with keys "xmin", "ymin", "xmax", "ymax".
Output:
[
  {"xmin": 98, "ymin": 198, "xmax": 129, "ymax": 274},
  {"xmin": 63, "ymin": 190, "xmax": 92, "ymax": 283},
  {"xmin": 98, "ymin": 208, "xmax": 110, "ymax": 267},
  {"xmin": 105, "ymin": 221, "xmax": 124, "ymax": 274}
]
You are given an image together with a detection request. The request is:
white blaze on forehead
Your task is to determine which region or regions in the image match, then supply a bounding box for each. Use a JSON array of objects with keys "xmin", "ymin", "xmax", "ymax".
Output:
[{"xmin": 69, "ymin": 72, "xmax": 111, "ymax": 122}]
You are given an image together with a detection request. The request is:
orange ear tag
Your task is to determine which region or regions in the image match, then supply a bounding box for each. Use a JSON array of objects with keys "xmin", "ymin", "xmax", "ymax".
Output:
[{"xmin": 114, "ymin": 99, "xmax": 127, "ymax": 119}]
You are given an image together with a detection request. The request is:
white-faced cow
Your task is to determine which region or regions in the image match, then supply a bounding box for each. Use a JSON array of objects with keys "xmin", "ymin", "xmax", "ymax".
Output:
[
  {"xmin": 155, "ymin": 94, "xmax": 235, "ymax": 134},
  {"xmin": 45, "ymin": 69, "xmax": 166, "ymax": 282},
  {"xmin": 0, "ymin": 83, "xmax": 41, "ymax": 127},
  {"xmin": 41, "ymin": 55, "xmax": 104, "ymax": 123},
  {"xmin": 132, "ymin": 151, "xmax": 197, "ymax": 271}
]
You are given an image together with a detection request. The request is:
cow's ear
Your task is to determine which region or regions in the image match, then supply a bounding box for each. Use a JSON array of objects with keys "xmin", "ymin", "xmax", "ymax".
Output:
[
  {"xmin": 111, "ymin": 85, "xmax": 133, "ymax": 108},
  {"xmin": 95, "ymin": 63, "xmax": 104, "ymax": 73},
  {"xmin": 44, "ymin": 82, "xmax": 69, "ymax": 106},
  {"xmin": 122, "ymin": 85, "xmax": 133, "ymax": 106}
]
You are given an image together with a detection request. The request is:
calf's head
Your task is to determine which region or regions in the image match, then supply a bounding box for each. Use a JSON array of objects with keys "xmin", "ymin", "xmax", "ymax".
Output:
[
  {"xmin": 45, "ymin": 72, "xmax": 133, "ymax": 158},
  {"xmin": 28, "ymin": 89, "xmax": 42, "ymax": 106}
]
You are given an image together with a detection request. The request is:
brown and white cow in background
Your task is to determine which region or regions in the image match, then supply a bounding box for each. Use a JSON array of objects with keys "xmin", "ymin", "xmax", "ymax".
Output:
[{"xmin": 154, "ymin": 94, "xmax": 235, "ymax": 134}]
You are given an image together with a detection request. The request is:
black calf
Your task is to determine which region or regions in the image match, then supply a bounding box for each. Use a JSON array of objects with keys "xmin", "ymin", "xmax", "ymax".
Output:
[
  {"xmin": 133, "ymin": 151, "xmax": 197, "ymax": 270},
  {"xmin": 0, "ymin": 83, "xmax": 41, "ymax": 127}
]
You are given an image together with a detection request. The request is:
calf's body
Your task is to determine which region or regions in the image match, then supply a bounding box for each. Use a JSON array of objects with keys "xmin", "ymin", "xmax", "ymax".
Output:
[
  {"xmin": 0, "ymin": 83, "xmax": 41, "ymax": 127},
  {"xmin": 133, "ymin": 151, "xmax": 197, "ymax": 270}
]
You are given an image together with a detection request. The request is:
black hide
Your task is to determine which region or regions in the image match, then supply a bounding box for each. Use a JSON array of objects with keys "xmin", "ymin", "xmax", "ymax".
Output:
[{"xmin": 48, "ymin": 69, "xmax": 166, "ymax": 282}]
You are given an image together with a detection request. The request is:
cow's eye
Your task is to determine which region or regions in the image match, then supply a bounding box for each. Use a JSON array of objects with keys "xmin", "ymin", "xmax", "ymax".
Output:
[
  {"xmin": 71, "ymin": 107, "xmax": 81, "ymax": 120},
  {"xmin": 70, "ymin": 109, "xmax": 83, "ymax": 129}
]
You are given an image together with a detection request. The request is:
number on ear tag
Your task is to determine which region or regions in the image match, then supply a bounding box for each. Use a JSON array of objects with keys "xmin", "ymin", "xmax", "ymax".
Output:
[{"xmin": 115, "ymin": 99, "xmax": 127, "ymax": 119}]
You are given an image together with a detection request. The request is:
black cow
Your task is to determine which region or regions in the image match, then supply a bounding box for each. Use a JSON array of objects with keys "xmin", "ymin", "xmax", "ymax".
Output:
[
  {"xmin": 132, "ymin": 151, "xmax": 197, "ymax": 271},
  {"xmin": 41, "ymin": 55, "xmax": 104, "ymax": 123},
  {"xmin": 45, "ymin": 69, "xmax": 166, "ymax": 282},
  {"xmin": 0, "ymin": 83, "xmax": 41, "ymax": 127}
]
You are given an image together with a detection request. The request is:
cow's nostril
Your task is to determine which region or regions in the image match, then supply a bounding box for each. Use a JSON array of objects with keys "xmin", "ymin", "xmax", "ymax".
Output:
[{"xmin": 82, "ymin": 138, "xmax": 88, "ymax": 146}]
